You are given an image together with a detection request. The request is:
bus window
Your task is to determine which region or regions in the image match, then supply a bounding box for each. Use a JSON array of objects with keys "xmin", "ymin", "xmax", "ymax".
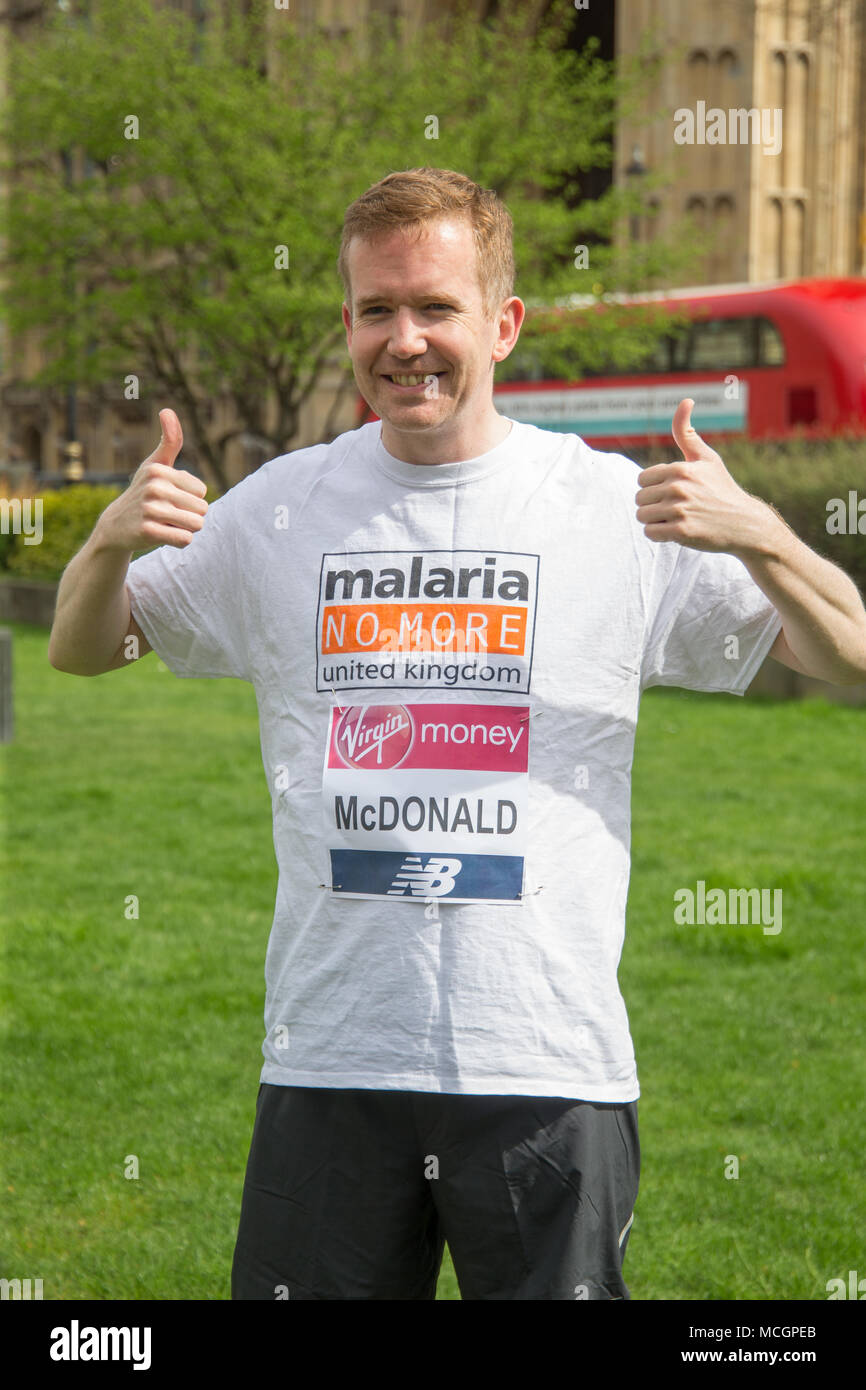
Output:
[
  {"xmin": 675, "ymin": 315, "xmax": 786, "ymax": 371},
  {"xmin": 758, "ymin": 317, "xmax": 785, "ymax": 365},
  {"xmin": 687, "ymin": 317, "xmax": 758, "ymax": 370},
  {"xmin": 497, "ymin": 310, "xmax": 786, "ymax": 382}
]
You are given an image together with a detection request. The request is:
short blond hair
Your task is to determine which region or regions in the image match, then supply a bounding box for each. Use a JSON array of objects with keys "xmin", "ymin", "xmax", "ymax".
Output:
[{"xmin": 338, "ymin": 167, "xmax": 514, "ymax": 319}]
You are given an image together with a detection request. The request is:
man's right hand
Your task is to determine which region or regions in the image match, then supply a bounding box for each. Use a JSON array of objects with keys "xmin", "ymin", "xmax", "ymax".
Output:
[{"xmin": 95, "ymin": 408, "xmax": 209, "ymax": 553}]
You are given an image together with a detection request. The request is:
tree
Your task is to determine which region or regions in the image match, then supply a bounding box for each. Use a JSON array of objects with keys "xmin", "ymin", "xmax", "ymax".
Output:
[{"xmin": 0, "ymin": 0, "xmax": 696, "ymax": 490}]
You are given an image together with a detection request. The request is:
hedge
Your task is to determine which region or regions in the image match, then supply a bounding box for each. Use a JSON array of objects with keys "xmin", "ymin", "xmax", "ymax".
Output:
[
  {"xmin": 1, "ymin": 486, "xmax": 123, "ymax": 582},
  {"xmin": 1, "ymin": 438, "xmax": 864, "ymax": 597}
]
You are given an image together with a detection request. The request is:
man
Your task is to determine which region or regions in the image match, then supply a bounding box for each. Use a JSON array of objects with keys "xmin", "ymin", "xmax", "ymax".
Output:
[{"xmin": 48, "ymin": 167, "xmax": 866, "ymax": 1301}]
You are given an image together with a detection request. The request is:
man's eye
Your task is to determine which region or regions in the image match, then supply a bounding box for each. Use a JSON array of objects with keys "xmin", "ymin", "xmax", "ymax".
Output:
[{"xmin": 361, "ymin": 304, "xmax": 451, "ymax": 314}]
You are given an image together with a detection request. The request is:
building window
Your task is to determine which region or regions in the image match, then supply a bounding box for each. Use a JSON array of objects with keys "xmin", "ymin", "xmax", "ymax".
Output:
[
  {"xmin": 685, "ymin": 195, "xmax": 708, "ymax": 230},
  {"xmin": 717, "ymin": 48, "xmax": 740, "ymax": 78}
]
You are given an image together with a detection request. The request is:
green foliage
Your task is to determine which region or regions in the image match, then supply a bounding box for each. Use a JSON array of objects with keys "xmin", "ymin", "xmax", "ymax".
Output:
[
  {"xmin": 2, "ymin": 486, "xmax": 122, "ymax": 581},
  {"xmin": 496, "ymin": 301, "xmax": 694, "ymax": 383},
  {"xmin": 623, "ymin": 434, "xmax": 866, "ymax": 599},
  {"xmin": 696, "ymin": 436, "xmax": 866, "ymax": 599},
  {"xmin": 0, "ymin": 0, "xmax": 697, "ymax": 479},
  {"xmin": 0, "ymin": 477, "xmax": 227, "ymax": 582},
  {"xmin": 1, "ymin": 436, "xmax": 863, "ymax": 593}
]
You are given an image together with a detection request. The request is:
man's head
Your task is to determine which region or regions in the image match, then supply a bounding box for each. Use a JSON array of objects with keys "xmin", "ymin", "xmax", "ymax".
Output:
[
  {"xmin": 339, "ymin": 167, "xmax": 515, "ymax": 320},
  {"xmin": 339, "ymin": 168, "xmax": 524, "ymax": 463}
]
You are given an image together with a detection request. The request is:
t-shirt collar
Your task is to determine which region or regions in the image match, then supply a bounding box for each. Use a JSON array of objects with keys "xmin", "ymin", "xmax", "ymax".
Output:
[{"xmin": 372, "ymin": 418, "xmax": 520, "ymax": 487}]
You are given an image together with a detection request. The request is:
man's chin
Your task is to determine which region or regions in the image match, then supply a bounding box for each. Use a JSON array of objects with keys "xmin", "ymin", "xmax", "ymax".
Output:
[{"xmin": 375, "ymin": 401, "xmax": 449, "ymax": 431}]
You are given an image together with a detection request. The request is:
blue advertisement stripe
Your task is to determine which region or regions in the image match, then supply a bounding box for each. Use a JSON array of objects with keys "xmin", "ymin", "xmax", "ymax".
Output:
[
  {"xmin": 498, "ymin": 414, "xmax": 746, "ymax": 435},
  {"xmin": 330, "ymin": 849, "xmax": 524, "ymax": 901}
]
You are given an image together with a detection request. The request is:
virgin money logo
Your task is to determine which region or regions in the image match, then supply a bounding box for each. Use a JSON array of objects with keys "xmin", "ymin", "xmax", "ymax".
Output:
[{"xmin": 335, "ymin": 704, "xmax": 414, "ymax": 769}]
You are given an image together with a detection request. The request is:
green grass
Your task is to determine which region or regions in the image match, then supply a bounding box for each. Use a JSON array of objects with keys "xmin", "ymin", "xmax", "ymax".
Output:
[{"xmin": 2, "ymin": 621, "xmax": 864, "ymax": 1300}]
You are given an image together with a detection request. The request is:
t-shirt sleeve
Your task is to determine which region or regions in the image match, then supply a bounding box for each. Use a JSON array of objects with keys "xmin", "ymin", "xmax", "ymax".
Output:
[
  {"xmin": 639, "ymin": 542, "xmax": 783, "ymax": 695},
  {"xmin": 125, "ymin": 489, "xmax": 251, "ymax": 681}
]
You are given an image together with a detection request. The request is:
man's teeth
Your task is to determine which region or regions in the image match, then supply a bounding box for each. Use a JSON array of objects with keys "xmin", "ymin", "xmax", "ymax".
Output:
[{"xmin": 390, "ymin": 373, "xmax": 435, "ymax": 385}]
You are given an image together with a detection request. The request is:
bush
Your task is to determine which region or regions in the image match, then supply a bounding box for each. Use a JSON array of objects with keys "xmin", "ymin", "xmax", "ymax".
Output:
[
  {"xmin": 714, "ymin": 435, "xmax": 866, "ymax": 599},
  {"xmin": 638, "ymin": 434, "xmax": 866, "ymax": 599},
  {"xmin": 1, "ymin": 439, "xmax": 864, "ymax": 595},
  {"xmin": 1, "ymin": 485, "xmax": 123, "ymax": 582}
]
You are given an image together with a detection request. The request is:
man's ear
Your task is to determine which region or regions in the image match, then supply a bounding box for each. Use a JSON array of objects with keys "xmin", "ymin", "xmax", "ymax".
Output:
[
  {"xmin": 491, "ymin": 296, "xmax": 525, "ymax": 363},
  {"xmin": 341, "ymin": 301, "xmax": 352, "ymax": 345}
]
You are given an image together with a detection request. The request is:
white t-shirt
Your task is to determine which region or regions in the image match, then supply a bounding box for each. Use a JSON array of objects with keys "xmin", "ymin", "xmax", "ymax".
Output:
[{"xmin": 125, "ymin": 418, "xmax": 782, "ymax": 1101}]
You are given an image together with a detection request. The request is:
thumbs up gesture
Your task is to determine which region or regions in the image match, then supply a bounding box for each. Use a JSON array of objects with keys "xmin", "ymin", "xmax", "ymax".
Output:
[
  {"xmin": 94, "ymin": 408, "xmax": 209, "ymax": 553},
  {"xmin": 635, "ymin": 399, "xmax": 768, "ymax": 555}
]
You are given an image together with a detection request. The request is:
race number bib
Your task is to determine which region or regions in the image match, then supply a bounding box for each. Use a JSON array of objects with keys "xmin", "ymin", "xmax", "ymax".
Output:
[{"xmin": 322, "ymin": 702, "xmax": 529, "ymax": 904}]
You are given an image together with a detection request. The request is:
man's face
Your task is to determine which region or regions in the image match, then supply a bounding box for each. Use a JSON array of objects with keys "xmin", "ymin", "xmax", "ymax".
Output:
[{"xmin": 341, "ymin": 216, "xmax": 523, "ymax": 461}]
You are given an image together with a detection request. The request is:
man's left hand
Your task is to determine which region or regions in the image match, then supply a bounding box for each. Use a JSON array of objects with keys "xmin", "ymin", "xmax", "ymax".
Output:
[{"xmin": 635, "ymin": 399, "xmax": 769, "ymax": 556}]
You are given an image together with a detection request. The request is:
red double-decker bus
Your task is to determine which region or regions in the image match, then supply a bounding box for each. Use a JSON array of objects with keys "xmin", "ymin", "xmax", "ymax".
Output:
[{"xmin": 357, "ymin": 277, "xmax": 866, "ymax": 451}]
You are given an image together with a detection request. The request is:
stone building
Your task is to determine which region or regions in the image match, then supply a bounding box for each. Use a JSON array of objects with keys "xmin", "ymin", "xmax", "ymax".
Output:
[{"xmin": 617, "ymin": 0, "xmax": 866, "ymax": 285}]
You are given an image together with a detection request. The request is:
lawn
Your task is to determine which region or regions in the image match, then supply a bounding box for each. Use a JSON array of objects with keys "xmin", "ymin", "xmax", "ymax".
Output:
[{"xmin": 1, "ymin": 619, "xmax": 864, "ymax": 1300}]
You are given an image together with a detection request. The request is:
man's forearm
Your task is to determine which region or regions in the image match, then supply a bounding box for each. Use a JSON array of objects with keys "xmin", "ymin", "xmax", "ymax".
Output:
[
  {"xmin": 48, "ymin": 527, "xmax": 134, "ymax": 675},
  {"xmin": 733, "ymin": 503, "xmax": 866, "ymax": 684}
]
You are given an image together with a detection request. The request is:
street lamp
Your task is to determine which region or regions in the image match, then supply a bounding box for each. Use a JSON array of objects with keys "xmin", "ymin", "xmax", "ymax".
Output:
[
  {"xmin": 60, "ymin": 147, "xmax": 83, "ymax": 483},
  {"xmin": 57, "ymin": 0, "xmax": 93, "ymax": 483},
  {"xmin": 63, "ymin": 440, "xmax": 84, "ymax": 483},
  {"xmin": 625, "ymin": 144, "xmax": 647, "ymax": 243}
]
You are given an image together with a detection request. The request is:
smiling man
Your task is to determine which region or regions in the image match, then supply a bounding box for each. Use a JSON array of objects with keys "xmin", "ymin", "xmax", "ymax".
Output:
[
  {"xmin": 48, "ymin": 167, "xmax": 866, "ymax": 1301},
  {"xmin": 340, "ymin": 210, "xmax": 522, "ymax": 463}
]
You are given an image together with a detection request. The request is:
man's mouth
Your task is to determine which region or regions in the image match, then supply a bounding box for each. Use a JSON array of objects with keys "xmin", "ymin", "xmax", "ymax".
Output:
[{"xmin": 382, "ymin": 371, "xmax": 446, "ymax": 387}]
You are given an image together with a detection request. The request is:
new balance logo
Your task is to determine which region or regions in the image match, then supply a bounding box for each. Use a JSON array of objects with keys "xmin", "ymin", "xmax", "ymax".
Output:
[{"xmin": 387, "ymin": 855, "xmax": 462, "ymax": 897}]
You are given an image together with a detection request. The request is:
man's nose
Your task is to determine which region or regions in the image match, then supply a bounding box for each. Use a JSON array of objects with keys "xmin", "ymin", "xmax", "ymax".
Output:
[{"xmin": 387, "ymin": 308, "xmax": 428, "ymax": 357}]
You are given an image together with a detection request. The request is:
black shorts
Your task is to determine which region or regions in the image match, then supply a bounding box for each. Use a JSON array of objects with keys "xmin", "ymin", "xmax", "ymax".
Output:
[{"xmin": 231, "ymin": 1083, "xmax": 640, "ymax": 1301}]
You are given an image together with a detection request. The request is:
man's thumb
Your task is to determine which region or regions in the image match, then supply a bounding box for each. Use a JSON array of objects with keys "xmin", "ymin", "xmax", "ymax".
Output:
[
  {"xmin": 672, "ymin": 397, "xmax": 710, "ymax": 462},
  {"xmin": 149, "ymin": 408, "xmax": 183, "ymax": 467}
]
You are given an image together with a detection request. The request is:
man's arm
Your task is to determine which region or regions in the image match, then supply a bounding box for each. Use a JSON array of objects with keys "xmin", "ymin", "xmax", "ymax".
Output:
[
  {"xmin": 48, "ymin": 409, "xmax": 207, "ymax": 676},
  {"xmin": 767, "ymin": 627, "xmax": 811, "ymax": 676},
  {"xmin": 746, "ymin": 526, "xmax": 866, "ymax": 684},
  {"xmin": 108, "ymin": 612, "xmax": 153, "ymax": 670},
  {"xmin": 48, "ymin": 535, "xmax": 152, "ymax": 675},
  {"xmin": 635, "ymin": 400, "xmax": 866, "ymax": 686}
]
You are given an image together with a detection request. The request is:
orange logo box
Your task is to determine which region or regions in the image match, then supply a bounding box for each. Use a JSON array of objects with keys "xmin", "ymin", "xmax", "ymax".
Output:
[{"xmin": 322, "ymin": 603, "xmax": 527, "ymax": 657}]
